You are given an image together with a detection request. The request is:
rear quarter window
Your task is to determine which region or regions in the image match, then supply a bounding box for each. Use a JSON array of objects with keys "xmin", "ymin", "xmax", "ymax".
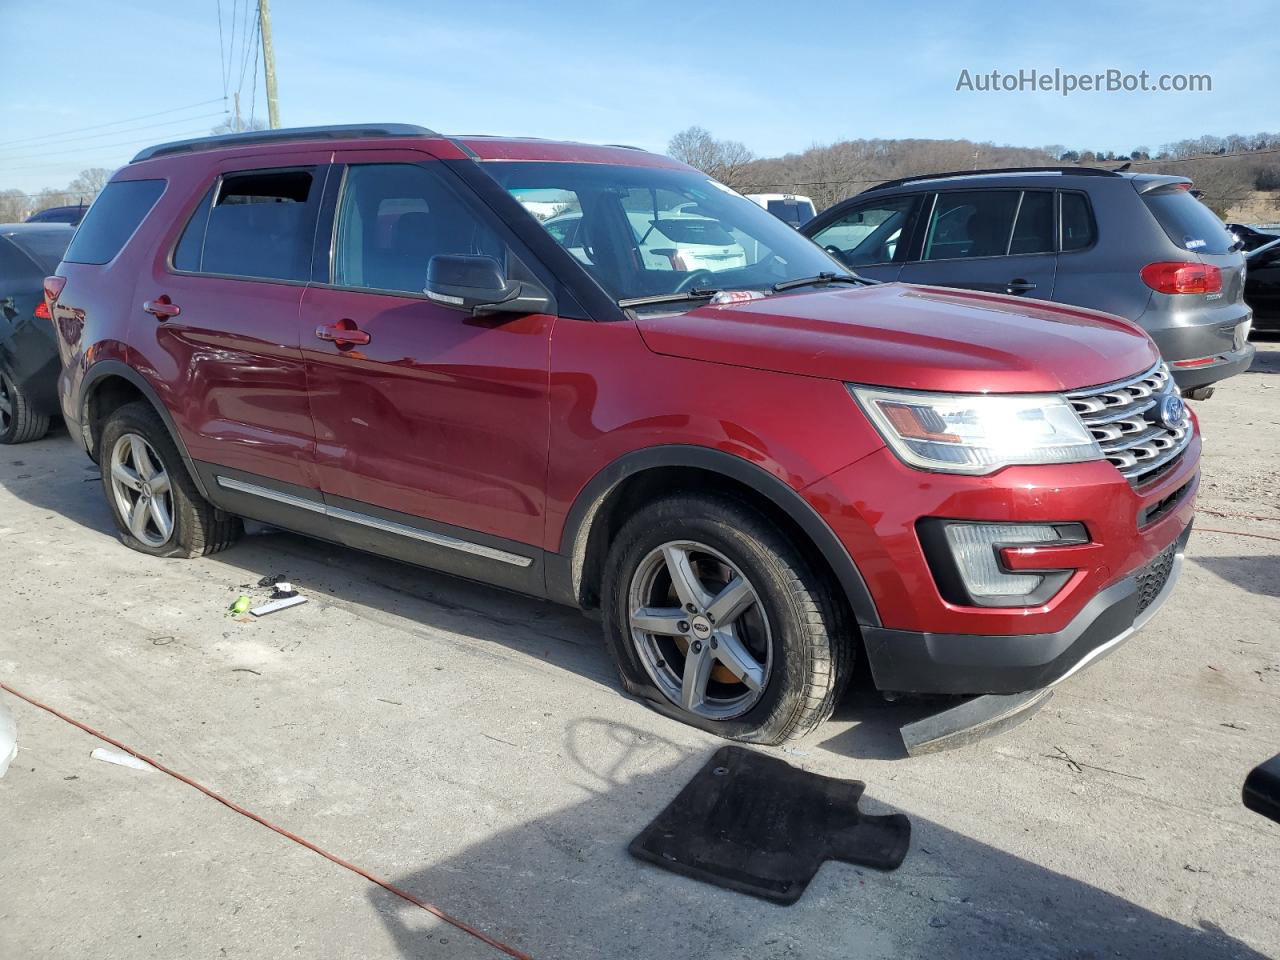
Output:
[
  {"xmin": 63, "ymin": 179, "xmax": 166, "ymax": 265},
  {"xmin": 1143, "ymin": 188, "xmax": 1234, "ymax": 255}
]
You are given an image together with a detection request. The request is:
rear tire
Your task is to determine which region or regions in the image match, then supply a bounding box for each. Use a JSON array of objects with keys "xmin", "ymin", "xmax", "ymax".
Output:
[
  {"xmin": 602, "ymin": 493, "xmax": 854, "ymax": 745},
  {"xmin": 98, "ymin": 401, "xmax": 242, "ymax": 558},
  {"xmin": 0, "ymin": 368, "xmax": 51, "ymax": 444}
]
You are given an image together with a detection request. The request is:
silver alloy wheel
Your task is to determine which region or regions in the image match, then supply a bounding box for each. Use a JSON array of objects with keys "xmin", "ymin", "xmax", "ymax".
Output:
[
  {"xmin": 108, "ymin": 433, "xmax": 175, "ymax": 548},
  {"xmin": 627, "ymin": 540, "xmax": 772, "ymax": 720},
  {"xmin": 0, "ymin": 373, "xmax": 13, "ymax": 431}
]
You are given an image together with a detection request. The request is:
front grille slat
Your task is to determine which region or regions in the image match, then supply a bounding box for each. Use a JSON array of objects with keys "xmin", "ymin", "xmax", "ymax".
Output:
[{"xmin": 1068, "ymin": 362, "xmax": 1190, "ymax": 487}]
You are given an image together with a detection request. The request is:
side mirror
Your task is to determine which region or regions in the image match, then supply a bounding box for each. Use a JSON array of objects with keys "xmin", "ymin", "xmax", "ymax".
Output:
[{"xmin": 425, "ymin": 254, "xmax": 552, "ymax": 316}]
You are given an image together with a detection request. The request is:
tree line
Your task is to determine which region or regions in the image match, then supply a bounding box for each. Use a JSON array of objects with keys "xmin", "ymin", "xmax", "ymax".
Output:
[
  {"xmin": 0, "ymin": 168, "xmax": 113, "ymax": 223},
  {"xmin": 668, "ymin": 126, "xmax": 1280, "ymax": 218},
  {"xmin": 5, "ymin": 129, "xmax": 1277, "ymax": 223}
]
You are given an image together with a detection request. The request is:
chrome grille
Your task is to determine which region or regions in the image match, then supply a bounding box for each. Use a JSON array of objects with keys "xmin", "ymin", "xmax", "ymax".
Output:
[{"xmin": 1067, "ymin": 362, "xmax": 1192, "ymax": 486}]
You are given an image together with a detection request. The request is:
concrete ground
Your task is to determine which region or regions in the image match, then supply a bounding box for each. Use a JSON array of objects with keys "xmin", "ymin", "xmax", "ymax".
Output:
[{"xmin": 1, "ymin": 345, "xmax": 1278, "ymax": 960}]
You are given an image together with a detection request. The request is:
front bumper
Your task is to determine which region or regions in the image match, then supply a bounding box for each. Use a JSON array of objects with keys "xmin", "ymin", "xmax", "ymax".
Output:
[{"xmin": 862, "ymin": 523, "xmax": 1190, "ymax": 695}]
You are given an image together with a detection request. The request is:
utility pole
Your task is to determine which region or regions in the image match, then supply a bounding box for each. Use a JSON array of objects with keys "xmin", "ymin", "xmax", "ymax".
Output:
[{"xmin": 258, "ymin": 0, "xmax": 281, "ymax": 129}]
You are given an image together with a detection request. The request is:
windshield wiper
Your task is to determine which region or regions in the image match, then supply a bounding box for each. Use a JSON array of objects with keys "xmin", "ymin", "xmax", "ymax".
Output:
[
  {"xmin": 618, "ymin": 288, "xmax": 721, "ymax": 308},
  {"xmin": 772, "ymin": 272, "xmax": 871, "ymax": 292}
]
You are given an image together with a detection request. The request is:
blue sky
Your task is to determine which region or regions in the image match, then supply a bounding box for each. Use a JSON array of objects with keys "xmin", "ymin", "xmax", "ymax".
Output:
[{"xmin": 2, "ymin": 0, "xmax": 1276, "ymax": 195}]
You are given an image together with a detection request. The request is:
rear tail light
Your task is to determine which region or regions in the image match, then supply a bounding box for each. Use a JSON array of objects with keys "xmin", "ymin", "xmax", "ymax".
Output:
[
  {"xmin": 41, "ymin": 276, "xmax": 65, "ymax": 321},
  {"xmin": 1141, "ymin": 262, "xmax": 1222, "ymax": 295}
]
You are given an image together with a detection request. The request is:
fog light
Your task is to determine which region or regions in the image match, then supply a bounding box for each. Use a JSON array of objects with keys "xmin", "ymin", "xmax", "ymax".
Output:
[
  {"xmin": 917, "ymin": 520, "xmax": 1090, "ymax": 608},
  {"xmin": 943, "ymin": 524, "xmax": 1059, "ymax": 599}
]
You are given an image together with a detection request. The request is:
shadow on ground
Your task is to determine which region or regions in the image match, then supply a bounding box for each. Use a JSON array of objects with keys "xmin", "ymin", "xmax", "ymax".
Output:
[
  {"xmin": 371, "ymin": 719, "xmax": 1269, "ymax": 960},
  {"xmin": 0, "ymin": 433, "xmax": 920, "ymax": 753},
  {"xmin": 1193, "ymin": 555, "xmax": 1280, "ymax": 599}
]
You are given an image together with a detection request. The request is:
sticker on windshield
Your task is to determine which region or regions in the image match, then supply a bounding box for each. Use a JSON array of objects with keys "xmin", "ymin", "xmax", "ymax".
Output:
[
  {"xmin": 1184, "ymin": 237, "xmax": 1207, "ymax": 250},
  {"xmin": 709, "ymin": 290, "xmax": 767, "ymax": 306}
]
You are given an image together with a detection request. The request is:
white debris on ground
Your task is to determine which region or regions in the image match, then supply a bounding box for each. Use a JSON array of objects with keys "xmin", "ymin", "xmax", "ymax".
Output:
[{"xmin": 0, "ymin": 701, "xmax": 15, "ymax": 778}]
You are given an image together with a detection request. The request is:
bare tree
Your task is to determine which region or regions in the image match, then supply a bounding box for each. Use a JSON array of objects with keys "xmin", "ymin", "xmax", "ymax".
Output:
[
  {"xmin": 66, "ymin": 168, "xmax": 113, "ymax": 204},
  {"xmin": 667, "ymin": 126, "xmax": 755, "ymax": 188},
  {"xmin": 0, "ymin": 189, "xmax": 29, "ymax": 223},
  {"xmin": 211, "ymin": 117, "xmax": 268, "ymax": 136}
]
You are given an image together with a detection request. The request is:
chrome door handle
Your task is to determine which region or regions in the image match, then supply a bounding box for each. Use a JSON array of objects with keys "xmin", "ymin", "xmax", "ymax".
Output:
[
  {"xmin": 315, "ymin": 322, "xmax": 371, "ymax": 347},
  {"xmin": 143, "ymin": 296, "xmax": 181, "ymax": 319}
]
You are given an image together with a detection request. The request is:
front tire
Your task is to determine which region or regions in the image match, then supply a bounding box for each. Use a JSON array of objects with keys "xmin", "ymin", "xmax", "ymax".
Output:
[
  {"xmin": 602, "ymin": 494, "xmax": 853, "ymax": 744},
  {"xmin": 0, "ymin": 367, "xmax": 51, "ymax": 444},
  {"xmin": 98, "ymin": 401, "xmax": 242, "ymax": 558}
]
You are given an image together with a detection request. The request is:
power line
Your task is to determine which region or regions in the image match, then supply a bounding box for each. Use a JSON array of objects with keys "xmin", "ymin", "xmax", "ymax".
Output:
[
  {"xmin": 738, "ymin": 146, "xmax": 1280, "ymax": 191},
  {"xmin": 0, "ymin": 127, "xmax": 220, "ymax": 173},
  {"xmin": 1128, "ymin": 147, "xmax": 1280, "ymax": 166},
  {"xmin": 216, "ymin": 0, "xmax": 229, "ymax": 97},
  {"xmin": 0, "ymin": 111, "xmax": 227, "ymax": 159},
  {"xmin": 0, "ymin": 98, "xmax": 226, "ymax": 150},
  {"xmin": 237, "ymin": 6, "xmax": 259, "ymax": 102},
  {"xmin": 250, "ymin": 17, "xmax": 261, "ymax": 123}
]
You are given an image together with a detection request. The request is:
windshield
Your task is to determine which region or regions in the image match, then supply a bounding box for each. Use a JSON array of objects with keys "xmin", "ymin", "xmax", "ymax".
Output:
[{"xmin": 488, "ymin": 162, "xmax": 847, "ymax": 305}]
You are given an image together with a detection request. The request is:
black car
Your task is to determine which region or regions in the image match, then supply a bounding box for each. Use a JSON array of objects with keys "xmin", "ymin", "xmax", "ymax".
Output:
[
  {"xmin": 1, "ymin": 223, "xmax": 74, "ymax": 443},
  {"xmin": 803, "ymin": 167, "xmax": 1254, "ymax": 399},
  {"xmin": 1244, "ymin": 237, "xmax": 1280, "ymax": 333},
  {"xmin": 1226, "ymin": 222, "xmax": 1279, "ymax": 253},
  {"xmin": 25, "ymin": 204, "xmax": 89, "ymax": 226}
]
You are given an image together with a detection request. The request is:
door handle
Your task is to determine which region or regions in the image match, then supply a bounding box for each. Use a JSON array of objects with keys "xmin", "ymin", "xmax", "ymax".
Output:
[
  {"xmin": 1006, "ymin": 279, "xmax": 1037, "ymax": 294},
  {"xmin": 315, "ymin": 321, "xmax": 371, "ymax": 347},
  {"xmin": 143, "ymin": 296, "xmax": 181, "ymax": 320}
]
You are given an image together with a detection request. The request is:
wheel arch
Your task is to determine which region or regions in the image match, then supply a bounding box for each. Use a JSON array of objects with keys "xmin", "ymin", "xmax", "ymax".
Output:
[
  {"xmin": 79, "ymin": 360, "xmax": 210, "ymax": 498},
  {"xmin": 550, "ymin": 445, "xmax": 881, "ymax": 628}
]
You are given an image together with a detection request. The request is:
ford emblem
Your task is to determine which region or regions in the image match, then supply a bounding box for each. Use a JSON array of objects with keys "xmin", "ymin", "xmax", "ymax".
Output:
[{"xmin": 1157, "ymin": 393, "xmax": 1187, "ymax": 428}]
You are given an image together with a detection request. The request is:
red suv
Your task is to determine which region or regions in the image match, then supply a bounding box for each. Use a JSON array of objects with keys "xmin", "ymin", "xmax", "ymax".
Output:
[{"xmin": 48, "ymin": 124, "xmax": 1199, "ymax": 745}]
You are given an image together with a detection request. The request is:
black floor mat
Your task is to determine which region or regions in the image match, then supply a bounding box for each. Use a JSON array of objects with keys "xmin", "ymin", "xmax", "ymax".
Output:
[{"xmin": 629, "ymin": 745, "xmax": 910, "ymax": 904}]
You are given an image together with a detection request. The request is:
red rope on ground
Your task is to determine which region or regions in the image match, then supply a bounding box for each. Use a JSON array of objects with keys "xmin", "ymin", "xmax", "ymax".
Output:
[
  {"xmin": 0, "ymin": 681, "xmax": 532, "ymax": 960},
  {"xmin": 1198, "ymin": 527, "xmax": 1280, "ymax": 544}
]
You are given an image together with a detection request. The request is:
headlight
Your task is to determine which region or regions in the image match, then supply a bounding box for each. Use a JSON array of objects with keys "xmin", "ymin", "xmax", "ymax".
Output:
[{"xmin": 849, "ymin": 385, "xmax": 1102, "ymax": 474}]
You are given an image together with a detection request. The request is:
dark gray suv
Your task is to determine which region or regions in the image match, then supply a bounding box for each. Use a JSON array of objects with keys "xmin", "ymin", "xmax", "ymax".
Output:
[{"xmin": 804, "ymin": 167, "xmax": 1254, "ymax": 398}]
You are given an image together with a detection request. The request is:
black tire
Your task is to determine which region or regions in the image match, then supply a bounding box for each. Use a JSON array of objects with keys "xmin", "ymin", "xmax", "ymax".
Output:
[
  {"xmin": 98, "ymin": 400, "xmax": 242, "ymax": 558},
  {"xmin": 602, "ymin": 494, "xmax": 854, "ymax": 744},
  {"xmin": 0, "ymin": 367, "xmax": 51, "ymax": 444}
]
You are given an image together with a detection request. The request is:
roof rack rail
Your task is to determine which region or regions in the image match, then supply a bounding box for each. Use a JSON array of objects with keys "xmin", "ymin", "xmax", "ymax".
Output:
[
  {"xmin": 130, "ymin": 123, "xmax": 440, "ymax": 163},
  {"xmin": 603, "ymin": 143, "xmax": 648, "ymax": 151},
  {"xmin": 862, "ymin": 165, "xmax": 1123, "ymax": 193}
]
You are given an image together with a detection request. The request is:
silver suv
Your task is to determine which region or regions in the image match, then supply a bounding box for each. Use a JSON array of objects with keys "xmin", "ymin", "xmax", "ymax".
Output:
[{"xmin": 803, "ymin": 167, "xmax": 1254, "ymax": 398}]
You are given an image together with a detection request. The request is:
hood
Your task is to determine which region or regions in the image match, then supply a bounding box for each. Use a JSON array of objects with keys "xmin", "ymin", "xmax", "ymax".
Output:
[{"xmin": 635, "ymin": 283, "xmax": 1159, "ymax": 394}]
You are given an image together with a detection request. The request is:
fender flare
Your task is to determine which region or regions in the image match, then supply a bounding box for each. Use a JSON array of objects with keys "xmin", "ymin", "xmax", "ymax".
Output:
[
  {"xmin": 78, "ymin": 360, "xmax": 212, "ymax": 499},
  {"xmin": 552, "ymin": 444, "xmax": 881, "ymax": 627}
]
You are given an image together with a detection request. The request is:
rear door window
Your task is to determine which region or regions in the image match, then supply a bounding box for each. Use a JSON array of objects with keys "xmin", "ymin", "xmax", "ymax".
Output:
[
  {"xmin": 1143, "ymin": 187, "xmax": 1234, "ymax": 254},
  {"xmin": 1060, "ymin": 192, "xmax": 1096, "ymax": 251},
  {"xmin": 63, "ymin": 179, "xmax": 165, "ymax": 265},
  {"xmin": 175, "ymin": 169, "xmax": 319, "ymax": 281},
  {"xmin": 922, "ymin": 190, "xmax": 1020, "ymax": 261}
]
